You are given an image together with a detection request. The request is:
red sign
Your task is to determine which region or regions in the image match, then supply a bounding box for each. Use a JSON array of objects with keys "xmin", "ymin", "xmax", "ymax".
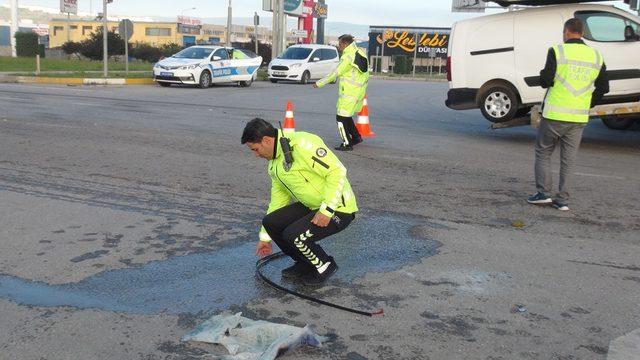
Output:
[{"xmin": 177, "ymin": 16, "xmax": 202, "ymax": 26}]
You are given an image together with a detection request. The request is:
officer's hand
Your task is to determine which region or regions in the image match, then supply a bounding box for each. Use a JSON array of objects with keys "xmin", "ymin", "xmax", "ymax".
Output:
[
  {"xmin": 311, "ymin": 212, "xmax": 330, "ymax": 227},
  {"xmin": 255, "ymin": 241, "xmax": 272, "ymax": 258},
  {"xmin": 312, "ymin": 83, "xmax": 319, "ymax": 89}
]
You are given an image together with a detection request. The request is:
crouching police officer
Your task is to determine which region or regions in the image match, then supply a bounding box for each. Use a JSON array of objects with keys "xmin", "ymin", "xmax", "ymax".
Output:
[{"xmin": 242, "ymin": 118, "xmax": 358, "ymax": 285}]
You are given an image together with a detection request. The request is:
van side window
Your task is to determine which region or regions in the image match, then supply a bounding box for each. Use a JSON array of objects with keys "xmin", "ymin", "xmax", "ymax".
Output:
[
  {"xmin": 575, "ymin": 11, "xmax": 640, "ymax": 42},
  {"xmin": 213, "ymin": 48, "xmax": 229, "ymax": 60},
  {"xmin": 321, "ymin": 49, "xmax": 338, "ymax": 61}
]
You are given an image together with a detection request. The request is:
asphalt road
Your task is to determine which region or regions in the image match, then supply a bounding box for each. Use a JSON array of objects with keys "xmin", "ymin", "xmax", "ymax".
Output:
[{"xmin": 0, "ymin": 80, "xmax": 639, "ymax": 360}]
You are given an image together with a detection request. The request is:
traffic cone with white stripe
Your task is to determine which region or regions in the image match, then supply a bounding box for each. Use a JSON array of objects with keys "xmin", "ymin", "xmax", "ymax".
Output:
[
  {"xmin": 356, "ymin": 95, "xmax": 375, "ymax": 138},
  {"xmin": 283, "ymin": 101, "xmax": 295, "ymax": 134}
]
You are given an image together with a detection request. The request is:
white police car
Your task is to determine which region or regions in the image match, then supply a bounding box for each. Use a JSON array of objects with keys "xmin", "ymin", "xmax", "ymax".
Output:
[{"xmin": 153, "ymin": 45, "xmax": 262, "ymax": 88}]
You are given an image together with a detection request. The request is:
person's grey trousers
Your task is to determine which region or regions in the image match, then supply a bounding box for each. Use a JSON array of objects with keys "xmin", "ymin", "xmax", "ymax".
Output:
[{"xmin": 534, "ymin": 118, "xmax": 586, "ymax": 201}]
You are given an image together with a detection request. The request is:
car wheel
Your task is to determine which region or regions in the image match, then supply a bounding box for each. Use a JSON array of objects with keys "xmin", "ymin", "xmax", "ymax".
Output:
[
  {"xmin": 270, "ymin": 79, "xmax": 278, "ymax": 83},
  {"xmin": 199, "ymin": 71, "xmax": 212, "ymax": 89},
  {"xmin": 158, "ymin": 82, "xmax": 171, "ymax": 87},
  {"xmin": 300, "ymin": 71, "xmax": 310, "ymax": 85},
  {"xmin": 479, "ymin": 84, "xmax": 519, "ymax": 123},
  {"xmin": 601, "ymin": 115, "xmax": 636, "ymax": 130},
  {"xmin": 239, "ymin": 77, "xmax": 253, "ymax": 87}
]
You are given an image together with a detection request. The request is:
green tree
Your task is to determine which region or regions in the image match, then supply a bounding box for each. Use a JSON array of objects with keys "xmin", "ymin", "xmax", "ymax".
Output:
[
  {"xmin": 15, "ymin": 32, "xmax": 40, "ymax": 57},
  {"xmin": 78, "ymin": 29, "xmax": 125, "ymax": 61}
]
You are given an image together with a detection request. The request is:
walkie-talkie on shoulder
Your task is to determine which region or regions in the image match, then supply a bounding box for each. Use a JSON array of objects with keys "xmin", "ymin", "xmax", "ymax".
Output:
[{"xmin": 278, "ymin": 121, "xmax": 294, "ymax": 169}]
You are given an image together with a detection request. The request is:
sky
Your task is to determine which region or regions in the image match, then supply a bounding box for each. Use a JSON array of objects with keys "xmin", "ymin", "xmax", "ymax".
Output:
[{"xmin": 3, "ymin": 0, "xmax": 634, "ymax": 27}]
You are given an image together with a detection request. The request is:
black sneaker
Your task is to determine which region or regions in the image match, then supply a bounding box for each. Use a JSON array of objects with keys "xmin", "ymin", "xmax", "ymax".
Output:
[
  {"xmin": 552, "ymin": 199, "xmax": 570, "ymax": 211},
  {"xmin": 302, "ymin": 261, "xmax": 338, "ymax": 286},
  {"xmin": 281, "ymin": 262, "xmax": 313, "ymax": 279},
  {"xmin": 527, "ymin": 192, "xmax": 552, "ymax": 205},
  {"xmin": 334, "ymin": 144, "xmax": 353, "ymax": 151}
]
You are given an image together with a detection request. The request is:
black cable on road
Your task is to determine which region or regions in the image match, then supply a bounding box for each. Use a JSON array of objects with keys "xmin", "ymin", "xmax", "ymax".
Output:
[{"xmin": 256, "ymin": 252, "xmax": 384, "ymax": 317}]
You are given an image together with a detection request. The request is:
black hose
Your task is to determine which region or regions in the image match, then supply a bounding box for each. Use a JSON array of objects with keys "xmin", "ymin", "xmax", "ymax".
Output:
[{"xmin": 256, "ymin": 252, "xmax": 384, "ymax": 317}]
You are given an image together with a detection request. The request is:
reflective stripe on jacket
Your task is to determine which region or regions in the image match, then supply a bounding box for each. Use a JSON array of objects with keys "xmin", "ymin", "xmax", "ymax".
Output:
[
  {"xmin": 259, "ymin": 130, "xmax": 358, "ymax": 242},
  {"xmin": 542, "ymin": 43, "xmax": 603, "ymax": 123},
  {"xmin": 316, "ymin": 43, "xmax": 369, "ymax": 117}
]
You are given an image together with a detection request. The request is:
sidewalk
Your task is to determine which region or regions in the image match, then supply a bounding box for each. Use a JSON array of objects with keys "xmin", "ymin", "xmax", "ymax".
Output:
[{"xmin": 0, "ymin": 74, "xmax": 155, "ymax": 86}]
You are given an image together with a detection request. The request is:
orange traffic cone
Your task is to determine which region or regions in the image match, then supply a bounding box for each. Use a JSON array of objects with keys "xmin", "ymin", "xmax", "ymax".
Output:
[
  {"xmin": 356, "ymin": 95, "xmax": 375, "ymax": 138},
  {"xmin": 283, "ymin": 101, "xmax": 295, "ymax": 134}
]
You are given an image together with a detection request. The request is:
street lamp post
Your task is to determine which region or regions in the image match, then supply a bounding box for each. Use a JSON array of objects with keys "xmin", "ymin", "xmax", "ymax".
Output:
[
  {"xmin": 225, "ymin": 0, "xmax": 232, "ymax": 46},
  {"xmin": 103, "ymin": 0, "xmax": 108, "ymax": 77},
  {"xmin": 180, "ymin": 7, "xmax": 196, "ymax": 16},
  {"xmin": 10, "ymin": 0, "xmax": 18, "ymax": 57}
]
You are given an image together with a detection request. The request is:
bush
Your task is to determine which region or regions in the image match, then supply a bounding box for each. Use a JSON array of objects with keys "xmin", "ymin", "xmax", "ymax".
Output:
[
  {"xmin": 62, "ymin": 41, "xmax": 83, "ymax": 59},
  {"xmin": 15, "ymin": 32, "xmax": 40, "ymax": 57},
  {"xmin": 160, "ymin": 43, "xmax": 182, "ymax": 58},
  {"xmin": 129, "ymin": 42, "xmax": 161, "ymax": 62},
  {"xmin": 78, "ymin": 29, "xmax": 125, "ymax": 61},
  {"xmin": 232, "ymin": 41, "xmax": 272, "ymax": 65}
]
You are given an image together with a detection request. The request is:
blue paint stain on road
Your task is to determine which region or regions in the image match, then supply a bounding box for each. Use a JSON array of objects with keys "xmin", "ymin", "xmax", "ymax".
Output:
[{"xmin": 0, "ymin": 213, "xmax": 440, "ymax": 315}]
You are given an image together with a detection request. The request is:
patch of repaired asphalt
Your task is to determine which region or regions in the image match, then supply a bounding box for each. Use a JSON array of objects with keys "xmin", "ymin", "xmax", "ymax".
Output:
[{"xmin": 0, "ymin": 212, "xmax": 441, "ymax": 315}]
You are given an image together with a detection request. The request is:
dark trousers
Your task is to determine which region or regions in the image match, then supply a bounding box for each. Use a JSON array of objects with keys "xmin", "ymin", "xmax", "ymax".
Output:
[
  {"xmin": 336, "ymin": 115, "xmax": 362, "ymax": 146},
  {"xmin": 262, "ymin": 202, "xmax": 354, "ymax": 273},
  {"xmin": 534, "ymin": 118, "xmax": 586, "ymax": 201}
]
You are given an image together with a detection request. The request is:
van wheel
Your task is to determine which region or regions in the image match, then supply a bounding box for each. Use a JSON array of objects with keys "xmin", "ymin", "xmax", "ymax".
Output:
[
  {"xmin": 602, "ymin": 115, "xmax": 635, "ymax": 130},
  {"xmin": 270, "ymin": 79, "xmax": 278, "ymax": 83},
  {"xmin": 479, "ymin": 85, "xmax": 519, "ymax": 123},
  {"xmin": 300, "ymin": 71, "xmax": 310, "ymax": 85},
  {"xmin": 158, "ymin": 82, "xmax": 171, "ymax": 87},
  {"xmin": 199, "ymin": 71, "xmax": 212, "ymax": 88}
]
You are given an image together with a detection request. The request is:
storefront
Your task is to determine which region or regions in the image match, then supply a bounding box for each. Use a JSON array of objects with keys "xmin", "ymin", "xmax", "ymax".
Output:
[{"xmin": 368, "ymin": 26, "xmax": 451, "ymax": 74}]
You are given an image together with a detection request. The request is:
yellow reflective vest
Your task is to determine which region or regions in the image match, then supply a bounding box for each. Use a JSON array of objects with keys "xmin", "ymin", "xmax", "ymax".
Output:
[
  {"xmin": 316, "ymin": 43, "xmax": 370, "ymax": 117},
  {"xmin": 258, "ymin": 130, "xmax": 358, "ymax": 243},
  {"xmin": 542, "ymin": 43, "xmax": 604, "ymax": 123}
]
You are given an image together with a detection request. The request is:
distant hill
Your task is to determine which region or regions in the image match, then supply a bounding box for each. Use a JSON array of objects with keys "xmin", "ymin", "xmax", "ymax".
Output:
[{"xmin": 0, "ymin": 5, "xmax": 370, "ymax": 39}]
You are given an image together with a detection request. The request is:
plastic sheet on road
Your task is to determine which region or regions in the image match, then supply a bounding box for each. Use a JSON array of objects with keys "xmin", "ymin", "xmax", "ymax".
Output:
[{"xmin": 182, "ymin": 312, "xmax": 327, "ymax": 360}]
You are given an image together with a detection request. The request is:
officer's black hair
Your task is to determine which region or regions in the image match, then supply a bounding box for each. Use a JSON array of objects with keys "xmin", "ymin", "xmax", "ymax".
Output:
[
  {"xmin": 338, "ymin": 34, "xmax": 354, "ymax": 44},
  {"xmin": 241, "ymin": 118, "xmax": 278, "ymax": 144},
  {"xmin": 564, "ymin": 18, "xmax": 584, "ymax": 35}
]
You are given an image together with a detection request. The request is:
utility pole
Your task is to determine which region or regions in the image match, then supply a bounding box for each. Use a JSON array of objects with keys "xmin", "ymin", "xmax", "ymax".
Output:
[
  {"xmin": 103, "ymin": 0, "xmax": 108, "ymax": 77},
  {"xmin": 316, "ymin": 0, "xmax": 325, "ymax": 44},
  {"xmin": 226, "ymin": 0, "xmax": 232, "ymax": 46},
  {"xmin": 10, "ymin": 0, "xmax": 18, "ymax": 57}
]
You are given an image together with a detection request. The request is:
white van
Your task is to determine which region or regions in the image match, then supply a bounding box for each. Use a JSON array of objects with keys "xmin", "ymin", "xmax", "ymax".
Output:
[
  {"xmin": 445, "ymin": 4, "xmax": 640, "ymax": 128},
  {"xmin": 268, "ymin": 44, "xmax": 339, "ymax": 84}
]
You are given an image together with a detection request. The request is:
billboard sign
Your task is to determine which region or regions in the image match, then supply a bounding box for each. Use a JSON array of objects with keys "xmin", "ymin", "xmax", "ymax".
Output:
[
  {"xmin": 313, "ymin": 2, "xmax": 328, "ymax": 18},
  {"xmin": 368, "ymin": 28, "xmax": 451, "ymax": 59},
  {"xmin": 177, "ymin": 16, "xmax": 202, "ymax": 26},
  {"xmin": 284, "ymin": 0, "xmax": 304, "ymax": 16},
  {"xmin": 60, "ymin": 0, "xmax": 78, "ymax": 15}
]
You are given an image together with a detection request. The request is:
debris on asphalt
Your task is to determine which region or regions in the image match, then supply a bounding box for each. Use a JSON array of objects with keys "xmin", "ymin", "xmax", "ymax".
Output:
[
  {"xmin": 511, "ymin": 304, "xmax": 527, "ymax": 313},
  {"xmin": 181, "ymin": 312, "xmax": 327, "ymax": 359},
  {"xmin": 511, "ymin": 220, "xmax": 525, "ymax": 228}
]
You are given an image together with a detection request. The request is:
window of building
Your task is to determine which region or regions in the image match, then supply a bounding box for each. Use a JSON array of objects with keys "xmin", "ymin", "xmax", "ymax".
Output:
[
  {"xmin": 53, "ymin": 26, "xmax": 64, "ymax": 36},
  {"xmin": 70, "ymin": 25, "xmax": 78, "ymax": 30},
  {"xmin": 82, "ymin": 26, "xmax": 93, "ymax": 35},
  {"xmin": 576, "ymin": 11, "xmax": 640, "ymax": 42},
  {"xmin": 146, "ymin": 27, "xmax": 172, "ymax": 36}
]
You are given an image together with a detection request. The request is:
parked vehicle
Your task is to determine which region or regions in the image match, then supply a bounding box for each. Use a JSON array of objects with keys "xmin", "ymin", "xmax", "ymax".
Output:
[
  {"xmin": 445, "ymin": 4, "xmax": 640, "ymax": 129},
  {"xmin": 268, "ymin": 44, "xmax": 339, "ymax": 84},
  {"xmin": 153, "ymin": 45, "xmax": 262, "ymax": 88}
]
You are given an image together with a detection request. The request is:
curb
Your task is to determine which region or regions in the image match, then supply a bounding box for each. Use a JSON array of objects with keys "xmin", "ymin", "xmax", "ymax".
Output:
[{"xmin": 0, "ymin": 76, "xmax": 156, "ymax": 86}]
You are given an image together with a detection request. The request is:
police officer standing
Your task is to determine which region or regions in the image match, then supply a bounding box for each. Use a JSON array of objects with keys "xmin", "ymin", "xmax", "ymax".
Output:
[
  {"xmin": 527, "ymin": 18, "xmax": 609, "ymax": 211},
  {"xmin": 242, "ymin": 118, "xmax": 358, "ymax": 285},
  {"xmin": 313, "ymin": 34, "xmax": 370, "ymax": 151}
]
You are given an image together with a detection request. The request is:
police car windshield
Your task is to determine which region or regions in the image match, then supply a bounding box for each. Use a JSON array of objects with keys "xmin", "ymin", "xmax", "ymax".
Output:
[
  {"xmin": 173, "ymin": 47, "xmax": 214, "ymax": 59},
  {"xmin": 280, "ymin": 47, "xmax": 313, "ymax": 60}
]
